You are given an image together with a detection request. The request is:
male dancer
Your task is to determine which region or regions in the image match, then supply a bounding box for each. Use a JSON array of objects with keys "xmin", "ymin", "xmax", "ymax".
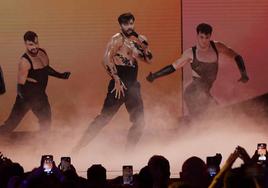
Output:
[
  {"xmin": 147, "ymin": 23, "xmax": 249, "ymax": 116},
  {"xmin": 0, "ymin": 31, "xmax": 70, "ymax": 133},
  {"xmin": 74, "ymin": 13, "xmax": 152, "ymax": 150}
]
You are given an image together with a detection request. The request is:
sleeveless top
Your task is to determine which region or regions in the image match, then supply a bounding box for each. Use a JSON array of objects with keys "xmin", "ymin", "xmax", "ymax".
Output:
[
  {"xmin": 21, "ymin": 49, "xmax": 49, "ymax": 94},
  {"xmin": 191, "ymin": 41, "xmax": 219, "ymax": 90}
]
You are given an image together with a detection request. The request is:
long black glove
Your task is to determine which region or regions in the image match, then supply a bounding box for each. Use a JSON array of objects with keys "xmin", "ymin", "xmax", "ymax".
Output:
[
  {"xmin": 47, "ymin": 66, "xmax": 70, "ymax": 79},
  {"xmin": 0, "ymin": 66, "xmax": 6, "ymax": 94},
  {"xmin": 235, "ymin": 55, "xmax": 249, "ymax": 83},
  {"xmin": 146, "ymin": 64, "xmax": 176, "ymax": 82}
]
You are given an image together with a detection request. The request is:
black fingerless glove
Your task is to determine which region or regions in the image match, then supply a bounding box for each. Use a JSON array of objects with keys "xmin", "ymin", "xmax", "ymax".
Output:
[
  {"xmin": 47, "ymin": 66, "xmax": 70, "ymax": 79},
  {"xmin": 235, "ymin": 55, "xmax": 246, "ymax": 75},
  {"xmin": 235, "ymin": 55, "xmax": 249, "ymax": 82},
  {"xmin": 146, "ymin": 65, "xmax": 176, "ymax": 82}
]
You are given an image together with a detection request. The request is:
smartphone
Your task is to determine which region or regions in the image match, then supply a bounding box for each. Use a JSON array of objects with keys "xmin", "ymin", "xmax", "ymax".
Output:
[
  {"xmin": 206, "ymin": 155, "xmax": 220, "ymax": 177},
  {"xmin": 60, "ymin": 157, "xmax": 71, "ymax": 172},
  {"xmin": 123, "ymin": 165, "xmax": 133, "ymax": 185},
  {"xmin": 207, "ymin": 166, "xmax": 217, "ymax": 177},
  {"xmin": 257, "ymin": 143, "xmax": 267, "ymax": 161},
  {"xmin": 41, "ymin": 155, "xmax": 53, "ymax": 174}
]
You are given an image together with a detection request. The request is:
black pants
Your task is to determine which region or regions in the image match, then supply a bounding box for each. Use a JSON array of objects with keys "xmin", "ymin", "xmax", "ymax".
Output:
[
  {"xmin": 78, "ymin": 80, "xmax": 144, "ymax": 149},
  {"xmin": 0, "ymin": 93, "xmax": 51, "ymax": 133},
  {"xmin": 184, "ymin": 78, "xmax": 217, "ymax": 116}
]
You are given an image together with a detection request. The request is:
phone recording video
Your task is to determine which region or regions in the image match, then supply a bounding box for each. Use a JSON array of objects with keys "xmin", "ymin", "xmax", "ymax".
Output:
[
  {"xmin": 206, "ymin": 153, "xmax": 222, "ymax": 177},
  {"xmin": 257, "ymin": 143, "xmax": 267, "ymax": 162},
  {"xmin": 60, "ymin": 157, "xmax": 71, "ymax": 172},
  {"xmin": 41, "ymin": 155, "xmax": 53, "ymax": 174},
  {"xmin": 123, "ymin": 165, "xmax": 133, "ymax": 185}
]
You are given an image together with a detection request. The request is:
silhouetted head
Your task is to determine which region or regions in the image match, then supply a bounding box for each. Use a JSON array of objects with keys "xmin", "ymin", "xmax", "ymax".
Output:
[
  {"xmin": 148, "ymin": 155, "xmax": 170, "ymax": 188},
  {"xmin": 87, "ymin": 164, "xmax": 107, "ymax": 185},
  {"xmin": 138, "ymin": 165, "xmax": 153, "ymax": 188},
  {"xmin": 180, "ymin": 156, "xmax": 210, "ymax": 188}
]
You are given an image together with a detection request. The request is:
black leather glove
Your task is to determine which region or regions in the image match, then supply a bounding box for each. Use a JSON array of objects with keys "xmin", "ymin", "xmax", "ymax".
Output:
[
  {"xmin": 235, "ymin": 55, "xmax": 249, "ymax": 83},
  {"xmin": 146, "ymin": 72, "xmax": 155, "ymax": 82},
  {"xmin": 47, "ymin": 66, "xmax": 70, "ymax": 79},
  {"xmin": 238, "ymin": 72, "xmax": 249, "ymax": 83},
  {"xmin": 61, "ymin": 72, "xmax": 71, "ymax": 79},
  {"xmin": 146, "ymin": 65, "xmax": 176, "ymax": 82}
]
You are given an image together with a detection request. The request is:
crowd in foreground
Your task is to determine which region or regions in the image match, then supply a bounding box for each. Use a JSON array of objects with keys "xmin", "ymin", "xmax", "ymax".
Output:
[{"xmin": 0, "ymin": 144, "xmax": 268, "ymax": 188}]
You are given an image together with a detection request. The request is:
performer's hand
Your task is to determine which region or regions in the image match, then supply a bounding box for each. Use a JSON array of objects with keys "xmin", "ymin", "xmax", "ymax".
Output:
[
  {"xmin": 146, "ymin": 72, "xmax": 155, "ymax": 82},
  {"xmin": 131, "ymin": 31, "xmax": 149, "ymax": 46},
  {"xmin": 62, "ymin": 72, "xmax": 71, "ymax": 79},
  {"xmin": 111, "ymin": 79, "xmax": 127, "ymax": 99},
  {"xmin": 238, "ymin": 73, "xmax": 249, "ymax": 83},
  {"xmin": 130, "ymin": 30, "xmax": 139, "ymax": 38}
]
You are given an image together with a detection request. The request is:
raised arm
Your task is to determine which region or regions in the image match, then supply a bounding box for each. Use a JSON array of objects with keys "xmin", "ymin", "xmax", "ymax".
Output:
[
  {"xmin": 215, "ymin": 41, "xmax": 249, "ymax": 83},
  {"xmin": 146, "ymin": 48, "xmax": 192, "ymax": 82},
  {"xmin": 130, "ymin": 31, "xmax": 153, "ymax": 63},
  {"xmin": 103, "ymin": 34, "xmax": 127, "ymax": 99},
  {"xmin": 208, "ymin": 148, "xmax": 239, "ymax": 188}
]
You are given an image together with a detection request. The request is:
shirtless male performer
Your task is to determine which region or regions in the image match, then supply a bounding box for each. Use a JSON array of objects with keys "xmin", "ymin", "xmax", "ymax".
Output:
[
  {"xmin": 147, "ymin": 23, "xmax": 249, "ymax": 116},
  {"xmin": 0, "ymin": 31, "xmax": 70, "ymax": 133},
  {"xmin": 74, "ymin": 12, "xmax": 152, "ymax": 151}
]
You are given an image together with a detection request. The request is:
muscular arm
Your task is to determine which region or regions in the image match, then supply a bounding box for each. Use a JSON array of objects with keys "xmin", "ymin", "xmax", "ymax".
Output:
[
  {"xmin": 172, "ymin": 48, "xmax": 193, "ymax": 70},
  {"xmin": 18, "ymin": 58, "xmax": 31, "ymax": 85},
  {"xmin": 103, "ymin": 34, "xmax": 127, "ymax": 99},
  {"xmin": 215, "ymin": 41, "xmax": 249, "ymax": 82},
  {"xmin": 17, "ymin": 58, "xmax": 31, "ymax": 98},
  {"xmin": 146, "ymin": 48, "xmax": 192, "ymax": 82},
  {"xmin": 103, "ymin": 34, "xmax": 123, "ymax": 82}
]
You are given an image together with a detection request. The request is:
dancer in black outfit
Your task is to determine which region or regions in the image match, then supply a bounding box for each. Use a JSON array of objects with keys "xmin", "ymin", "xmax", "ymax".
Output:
[
  {"xmin": 0, "ymin": 31, "xmax": 70, "ymax": 133},
  {"xmin": 147, "ymin": 23, "xmax": 249, "ymax": 116},
  {"xmin": 74, "ymin": 13, "xmax": 152, "ymax": 151}
]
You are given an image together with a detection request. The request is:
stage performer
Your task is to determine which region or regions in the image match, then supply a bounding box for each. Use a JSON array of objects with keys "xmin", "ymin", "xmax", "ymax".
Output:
[
  {"xmin": 147, "ymin": 23, "xmax": 249, "ymax": 116},
  {"xmin": 74, "ymin": 12, "xmax": 152, "ymax": 151},
  {"xmin": 0, "ymin": 31, "xmax": 70, "ymax": 133}
]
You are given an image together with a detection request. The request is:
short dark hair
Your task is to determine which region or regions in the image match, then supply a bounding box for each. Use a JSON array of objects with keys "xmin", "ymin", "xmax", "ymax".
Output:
[
  {"xmin": 148, "ymin": 155, "xmax": 170, "ymax": 179},
  {"xmin": 196, "ymin": 23, "xmax": 213, "ymax": 35},
  {"xmin": 118, "ymin": 12, "xmax": 135, "ymax": 25},
  {"xmin": 24, "ymin": 31, "xmax": 38, "ymax": 42}
]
